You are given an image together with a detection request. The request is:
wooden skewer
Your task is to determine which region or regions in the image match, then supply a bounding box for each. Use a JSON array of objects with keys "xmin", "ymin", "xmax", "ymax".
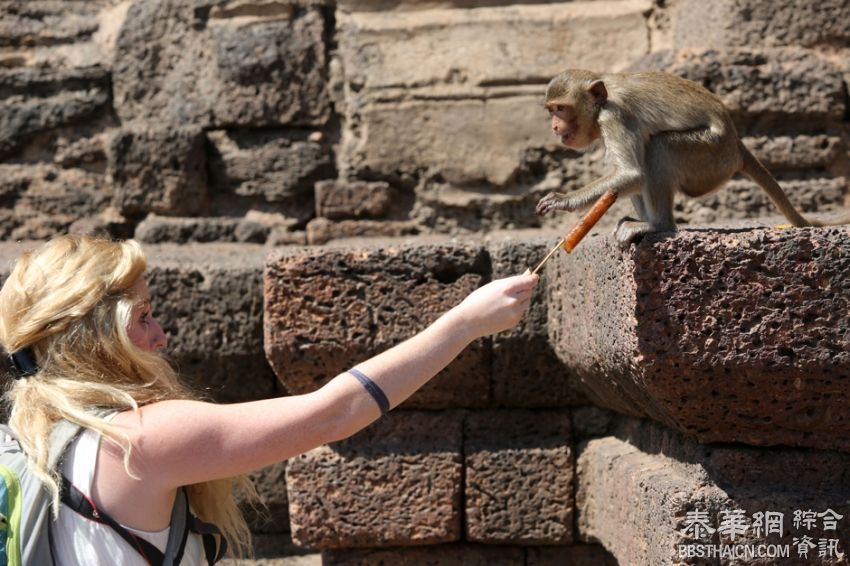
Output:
[{"xmin": 531, "ymin": 191, "xmax": 618, "ymax": 275}]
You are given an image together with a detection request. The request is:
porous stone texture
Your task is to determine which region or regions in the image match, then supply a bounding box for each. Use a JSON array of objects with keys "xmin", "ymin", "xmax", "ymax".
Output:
[
  {"xmin": 286, "ymin": 412, "xmax": 463, "ymax": 549},
  {"xmin": 630, "ymin": 48, "xmax": 846, "ymax": 132},
  {"xmin": 323, "ymin": 544, "xmax": 523, "ymax": 565},
  {"xmin": 108, "ymin": 127, "xmax": 208, "ymax": 217},
  {"xmin": 549, "ymin": 226, "xmax": 850, "ymax": 452},
  {"xmin": 0, "ymin": 66, "xmax": 111, "ymax": 159},
  {"xmin": 314, "ymin": 180, "xmax": 395, "ymax": 220},
  {"xmin": 464, "ymin": 410, "xmax": 574, "ymax": 544},
  {"xmin": 305, "ymin": 218, "xmax": 420, "ymax": 245},
  {"xmin": 672, "ymin": 0, "xmax": 850, "ymax": 50},
  {"xmin": 144, "ymin": 243, "xmax": 279, "ymax": 402},
  {"xmin": 487, "ymin": 233, "xmax": 588, "ymax": 407},
  {"xmin": 578, "ymin": 418, "xmax": 850, "ymax": 565},
  {"xmin": 112, "ymin": 0, "xmax": 330, "ymax": 128},
  {"xmin": 241, "ymin": 461, "xmax": 290, "ymax": 534},
  {"xmin": 337, "ymin": 2, "xmax": 650, "ymax": 185},
  {"xmin": 206, "ymin": 129, "xmax": 333, "ymax": 222},
  {"xmin": 264, "ymin": 242, "xmax": 489, "ymax": 408}
]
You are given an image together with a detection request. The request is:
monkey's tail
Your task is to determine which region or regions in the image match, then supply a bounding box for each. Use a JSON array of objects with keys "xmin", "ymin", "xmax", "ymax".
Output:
[{"xmin": 738, "ymin": 143, "xmax": 813, "ymax": 227}]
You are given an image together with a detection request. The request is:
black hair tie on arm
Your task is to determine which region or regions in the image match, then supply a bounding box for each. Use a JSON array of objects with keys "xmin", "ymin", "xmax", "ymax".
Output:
[{"xmin": 8, "ymin": 347, "xmax": 38, "ymax": 379}]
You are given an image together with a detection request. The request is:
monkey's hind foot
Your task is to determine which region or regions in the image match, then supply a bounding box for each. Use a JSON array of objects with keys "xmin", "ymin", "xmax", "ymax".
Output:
[{"xmin": 613, "ymin": 218, "xmax": 654, "ymax": 248}]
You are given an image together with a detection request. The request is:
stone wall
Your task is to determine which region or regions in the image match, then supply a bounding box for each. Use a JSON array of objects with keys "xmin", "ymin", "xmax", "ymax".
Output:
[{"xmin": 3, "ymin": 0, "xmax": 848, "ymax": 244}]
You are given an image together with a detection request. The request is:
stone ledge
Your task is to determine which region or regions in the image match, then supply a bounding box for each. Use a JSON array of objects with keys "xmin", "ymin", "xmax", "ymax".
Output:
[
  {"xmin": 578, "ymin": 418, "xmax": 850, "ymax": 565},
  {"xmin": 548, "ymin": 225, "xmax": 850, "ymax": 452}
]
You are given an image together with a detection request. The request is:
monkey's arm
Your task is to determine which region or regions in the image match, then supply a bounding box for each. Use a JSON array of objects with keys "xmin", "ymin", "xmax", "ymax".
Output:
[{"xmin": 536, "ymin": 120, "xmax": 645, "ymax": 216}]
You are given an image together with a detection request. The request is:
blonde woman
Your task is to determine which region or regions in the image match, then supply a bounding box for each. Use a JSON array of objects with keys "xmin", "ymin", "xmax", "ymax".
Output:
[{"xmin": 0, "ymin": 235, "xmax": 538, "ymax": 564}]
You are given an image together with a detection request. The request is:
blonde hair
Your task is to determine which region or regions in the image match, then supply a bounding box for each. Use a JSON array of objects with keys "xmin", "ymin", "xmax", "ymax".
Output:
[{"xmin": 0, "ymin": 235, "xmax": 255, "ymax": 556}]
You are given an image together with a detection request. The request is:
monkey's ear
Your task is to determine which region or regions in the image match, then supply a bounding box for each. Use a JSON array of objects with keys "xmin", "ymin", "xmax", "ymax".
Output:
[{"xmin": 588, "ymin": 80, "xmax": 607, "ymax": 105}]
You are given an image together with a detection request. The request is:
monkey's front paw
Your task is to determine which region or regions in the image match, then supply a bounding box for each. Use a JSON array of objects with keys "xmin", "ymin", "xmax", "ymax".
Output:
[{"xmin": 535, "ymin": 193, "xmax": 575, "ymax": 216}]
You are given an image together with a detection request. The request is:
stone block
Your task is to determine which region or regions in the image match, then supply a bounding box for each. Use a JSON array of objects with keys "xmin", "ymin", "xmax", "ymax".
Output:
[
  {"xmin": 488, "ymin": 235, "xmax": 588, "ymax": 407},
  {"xmin": 305, "ymin": 218, "xmax": 420, "ymax": 245},
  {"xmin": 0, "ymin": 66, "xmax": 110, "ymax": 158},
  {"xmin": 315, "ymin": 180, "xmax": 395, "ymax": 220},
  {"xmin": 672, "ymin": 0, "xmax": 850, "ymax": 50},
  {"xmin": 144, "ymin": 243, "xmax": 278, "ymax": 402},
  {"xmin": 548, "ymin": 226, "xmax": 850, "ymax": 452},
  {"xmin": 578, "ymin": 418, "xmax": 850, "ymax": 565},
  {"xmin": 337, "ymin": 2, "xmax": 649, "ymax": 184},
  {"xmin": 264, "ymin": 242, "xmax": 489, "ymax": 408},
  {"xmin": 323, "ymin": 544, "xmax": 524, "ymax": 565},
  {"xmin": 286, "ymin": 412, "xmax": 463, "ymax": 548},
  {"xmin": 630, "ymin": 48, "xmax": 846, "ymax": 132},
  {"xmin": 108, "ymin": 127, "xmax": 208, "ymax": 217},
  {"xmin": 207, "ymin": 129, "xmax": 332, "ymax": 220},
  {"xmin": 113, "ymin": 0, "xmax": 329, "ymax": 128},
  {"xmin": 464, "ymin": 410, "xmax": 574, "ymax": 544},
  {"xmin": 526, "ymin": 545, "xmax": 617, "ymax": 566},
  {"xmin": 240, "ymin": 461, "xmax": 289, "ymax": 534}
]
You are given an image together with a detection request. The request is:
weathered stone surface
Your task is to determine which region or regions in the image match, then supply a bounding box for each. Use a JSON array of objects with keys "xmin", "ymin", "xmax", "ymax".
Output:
[
  {"xmin": 465, "ymin": 410, "xmax": 574, "ymax": 544},
  {"xmin": 0, "ymin": 1, "xmax": 104, "ymax": 48},
  {"xmin": 108, "ymin": 127, "xmax": 208, "ymax": 217},
  {"xmin": 487, "ymin": 234, "xmax": 588, "ymax": 407},
  {"xmin": 207, "ymin": 129, "xmax": 333, "ymax": 219},
  {"xmin": 675, "ymin": 178, "xmax": 849, "ymax": 227},
  {"xmin": 240, "ymin": 461, "xmax": 289, "ymax": 534},
  {"xmin": 286, "ymin": 412, "xmax": 463, "ymax": 548},
  {"xmin": 323, "ymin": 544, "xmax": 524, "ymax": 565},
  {"xmin": 629, "ymin": 49, "xmax": 846, "ymax": 132},
  {"xmin": 338, "ymin": 2, "xmax": 649, "ymax": 184},
  {"xmin": 305, "ymin": 218, "xmax": 420, "ymax": 245},
  {"xmin": 135, "ymin": 215, "xmax": 239, "ymax": 244},
  {"xmin": 578, "ymin": 418, "xmax": 850, "ymax": 565},
  {"xmin": 113, "ymin": 0, "xmax": 329, "ymax": 128},
  {"xmin": 144, "ymin": 243, "xmax": 278, "ymax": 402},
  {"xmin": 264, "ymin": 243, "xmax": 489, "ymax": 408},
  {"xmin": 672, "ymin": 0, "xmax": 850, "ymax": 50},
  {"xmin": 0, "ymin": 66, "xmax": 110, "ymax": 158},
  {"xmin": 314, "ymin": 180, "xmax": 395, "ymax": 220},
  {"xmin": 526, "ymin": 545, "xmax": 617, "ymax": 566},
  {"xmin": 742, "ymin": 135, "xmax": 845, "ymax": 172},
  {"xmin": 0, "ymin": 164, "xmax": 113, "ymax": 240},
  {"xmin": 549, "ymin": 226, "xmax": 850, "ymax": 452}
]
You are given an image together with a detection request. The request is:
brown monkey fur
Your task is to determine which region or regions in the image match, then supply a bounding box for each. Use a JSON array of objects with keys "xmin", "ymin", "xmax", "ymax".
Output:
[{"xmin": 535, "ymin": 69, "xmax": 849, "ymax": 244}]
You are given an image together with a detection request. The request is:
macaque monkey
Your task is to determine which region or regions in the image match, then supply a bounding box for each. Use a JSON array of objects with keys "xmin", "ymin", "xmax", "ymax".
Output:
[{"xmin": 535, "ymin": 69, "xmax": 848, "ymax": 244}]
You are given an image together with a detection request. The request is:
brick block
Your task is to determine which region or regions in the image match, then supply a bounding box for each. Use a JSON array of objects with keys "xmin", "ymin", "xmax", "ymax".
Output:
[
  {"xmin": 548, "ymin": 227, "xmax": 850, "ymax": 452},
  {"xmin": 108, "ymin": 127, "xmax": 208, "ymax": 217},
  {"xmin": 286, "ymin": 412, "xmax": 463, "ymax": 548},
  {"xmin": 578, "ymin": 419, "xmax": 850, "ymax": 565},
  {"xmin": 315, "ymin": 180, "xmax": 395, "ymax": 220},
  {"xmin": 145, "ymin": 243, "xmax": 278, "ymax": 402},
  {"xmin": 630, "ymin": 48, "xmax": 845, "ymax": 132},
  {"xmin": 113, "ymin": 0, "xmax": 329, "ymax": 128},
  {"xmin": 672, "ymin": 0, "xmax": 850, "ymax": 49},
  {"xmin": 264, "ymin": 243, "xmax": 490, "ymax": 408},
  {"xmin": 465, "ymin": 410, "xmax": 574, "ymax": 544},
  {"xmin": 488, "ymin": 235, "xmax": 588, "ymax": 407}
]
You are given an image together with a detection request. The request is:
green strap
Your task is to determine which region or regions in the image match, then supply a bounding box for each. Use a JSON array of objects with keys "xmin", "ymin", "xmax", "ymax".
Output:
[{"xmin": 0, "ymin": 466, "xmax": 22, "ymax": 566}]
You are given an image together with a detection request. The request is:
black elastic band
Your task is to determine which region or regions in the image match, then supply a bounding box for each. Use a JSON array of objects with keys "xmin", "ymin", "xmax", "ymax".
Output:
[
  {"xmin": 347, "ymin": 368, "xmax": 390, "ymax": 415},
  {"xmin": 8, "ymin": 348, "xmax": 37, "ymax": 378}
]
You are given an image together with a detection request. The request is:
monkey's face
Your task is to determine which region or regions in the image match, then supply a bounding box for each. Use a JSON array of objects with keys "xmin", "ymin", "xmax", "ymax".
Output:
[{"xmin": 546, "ymin": 101, "xmax": 598, "ymax": 149}]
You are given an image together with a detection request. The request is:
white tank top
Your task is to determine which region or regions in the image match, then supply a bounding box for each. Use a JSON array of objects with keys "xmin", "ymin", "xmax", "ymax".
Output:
[{"xmin": 52, "ymin": 426, "xmax": 204, "ymax": 565}]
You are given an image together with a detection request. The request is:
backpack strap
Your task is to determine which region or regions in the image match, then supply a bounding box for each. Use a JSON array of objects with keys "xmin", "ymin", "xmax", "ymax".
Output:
[{"xmin": 61, "ymin": 476, "xmax": 165, "ymax": 566}]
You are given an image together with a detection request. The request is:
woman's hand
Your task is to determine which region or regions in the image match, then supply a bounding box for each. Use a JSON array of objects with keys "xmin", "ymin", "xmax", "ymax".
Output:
[{"xmin": 452, "ymin": 271, "xmax": 540, "ymax": 339}]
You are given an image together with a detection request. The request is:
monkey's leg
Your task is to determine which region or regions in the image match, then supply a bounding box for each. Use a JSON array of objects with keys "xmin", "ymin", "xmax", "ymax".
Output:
[{"xmin": 614, "ymin": 146, "xmax": 677, "ymax": 247}]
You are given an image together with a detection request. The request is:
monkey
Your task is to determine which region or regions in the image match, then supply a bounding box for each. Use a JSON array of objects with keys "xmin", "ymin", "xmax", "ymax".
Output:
[{"xmin": 535, "ymin": 69, "xmax": 849, "ymax": 245}]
